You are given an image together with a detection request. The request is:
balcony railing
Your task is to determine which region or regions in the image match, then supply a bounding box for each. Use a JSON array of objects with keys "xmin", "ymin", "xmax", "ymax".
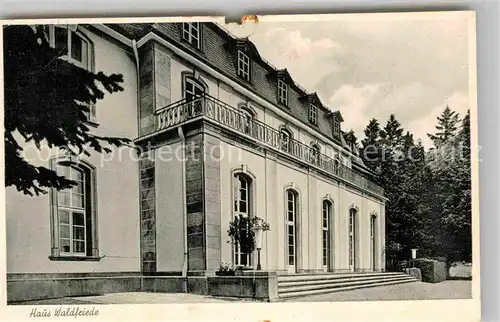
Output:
[{"xmin": 155, "ymin": 94, "xmax": 384, "ymax": 196}]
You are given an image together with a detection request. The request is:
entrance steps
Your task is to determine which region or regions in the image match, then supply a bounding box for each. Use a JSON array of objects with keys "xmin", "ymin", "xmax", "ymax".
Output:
[{"xmin": 277, "ymin": 272, "xmax": 417, "ymax": 299}]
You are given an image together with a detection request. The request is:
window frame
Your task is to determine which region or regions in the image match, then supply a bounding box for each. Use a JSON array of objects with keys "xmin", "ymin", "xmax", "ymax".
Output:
[
  {"xmin": 182, "ymin": 22, "xmax": 201, "ymax": 49},
  {"xmin": 309, "ymin": 104, "xmax": 318, "ymax": 125},
  {"xmin": 233, "ymin": 173, "xmax": 252, "ymax": 267},
  {"xmin": 333, "ymin": 120, "xmax": 341, "ymax": 137},
  {"xmin": 322, "ymin": 200, "xmax": 332, "ymax": 268},
  {"xmin": 237, "ymin": 50, "xmax": 251, "ymax": 82},
  {"xmin": 49, "ymin": 157, "xmax": 99, "ymax": 261},
  {"xmin": 286, "ymin": 189, "xmax": 298, "ymax": 267},
  {"xmin": 44, "ymin": 25, "xmax": 96, "ymax": 123},
  {"xmin": 277, "ymin": 78, "xmax": 288, "ymax": 106}
]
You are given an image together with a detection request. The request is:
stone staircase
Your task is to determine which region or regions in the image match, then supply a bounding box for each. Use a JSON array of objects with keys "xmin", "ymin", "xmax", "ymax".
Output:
[{"xmin": 277, "ymin": 271, "xmax": 417, "ymax": 299}]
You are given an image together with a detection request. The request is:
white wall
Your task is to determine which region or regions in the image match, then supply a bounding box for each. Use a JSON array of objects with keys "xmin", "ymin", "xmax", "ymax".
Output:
[{"xmin": 6, "ymin": 27, "xmax": 140, "ymax": 273}]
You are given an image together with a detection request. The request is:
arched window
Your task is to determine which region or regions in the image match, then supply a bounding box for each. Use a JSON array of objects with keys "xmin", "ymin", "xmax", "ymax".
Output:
[
  {"xmin": 286, "ymin": 189, "xmax": 299, "ymax": 269},
  {"xmin": 49, "ymin": 159, "xmax": 97, "ymax": 259},
  {"xmin": 310, "ymin": 143, "xmax": 321, "ymax": 165},
  {"xmin": 44, "ymin": 25, "xmax": 95, "ymax": 122},
  {"xmin": 239, "ymin": 105, "xmax": 256, "ymax": 135},
  {"xmin": 322, "ymin": 200, "xmax": 333, "ymax": 268},
  {"xmin": 183, "ymin": 76, "xmax": 206, "ymax": 117},
  {"xmin": 233, "ymin": 173, "xmax": 252, "ymax": 266},
  {"xmin": 280, "ymin": 128, "xmax": 293, "ymax": 153},
  {"xmin": 370, "ymin": 214, "xmax": 377, "ymax": 271},
  {"xmin": 184, "ymin": 76, "xmax": 205, "ymax": 102},
  {"xmin": 349, "ymin": 208, "xmax": 357, "ymax": 271}
]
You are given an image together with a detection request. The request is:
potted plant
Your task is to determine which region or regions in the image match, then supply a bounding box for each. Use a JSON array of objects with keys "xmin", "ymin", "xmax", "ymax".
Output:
[
  {"xmin": 215, "ymin": 262, "xmax": 236, "ymax": 276},
  {"xmin": 227, "ymin": 215, "xmax": 270, "ymax": 271}
]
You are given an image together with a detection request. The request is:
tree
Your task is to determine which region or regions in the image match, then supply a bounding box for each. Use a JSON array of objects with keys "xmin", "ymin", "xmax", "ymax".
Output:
[
  {"xmin": 360, "ymin": 118, "xmax": 382, "ymax": 173},
  {"xmin": 427, "ymin": 105, "xmax": 460, "ymax": 148},
  {"xmin": 4, "ymin": 25, "xmax": 131, "ymax": 196}
]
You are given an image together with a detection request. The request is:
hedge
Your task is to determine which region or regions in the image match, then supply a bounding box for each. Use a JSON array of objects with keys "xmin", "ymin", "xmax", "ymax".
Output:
[{"xmin": 414, "ymin": 258, "xmax": 447, "ymax": 283}]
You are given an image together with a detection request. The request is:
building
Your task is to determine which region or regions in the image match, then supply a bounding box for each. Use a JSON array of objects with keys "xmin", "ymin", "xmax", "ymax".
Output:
[{"xmin": 5, "ymin": 22, "xmax": 386, "ymax": 301}]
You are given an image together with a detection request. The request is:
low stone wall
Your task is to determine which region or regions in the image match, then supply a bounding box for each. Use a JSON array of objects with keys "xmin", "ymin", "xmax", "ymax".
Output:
[
  {"xmin": 7, "ymin": 272, "xmax": 142, "ymax": 303},
  {"xmin": 7, "ymin": 271, "xmax": 280, "ymax": 303}
]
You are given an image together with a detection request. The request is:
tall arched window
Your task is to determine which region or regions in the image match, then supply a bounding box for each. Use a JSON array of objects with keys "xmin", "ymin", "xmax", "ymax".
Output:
[
  {"xmin": 44, "ymin": 25, "xmax": 96, "ymax": 122},
  {"xmin": 349, "ymin": 208, "xmax": 357, "ymax": 271},
  {"xmin": 370, "ymin": 214, "xmax": 377, "ymax": 271},
  {"xmin": 49, "ymin": 159, "xmax": 97, "ymax": 259},
  {"xmin": 233, "ymin": 173, "xmax": 252, "ymax": 266},
  {"xmin": 322, "ymin": 200, "xmax": 333, "ymax": 269},
  {"xmin": 286, "ymin": 189, "xmax": 299, "ymax": 270}
]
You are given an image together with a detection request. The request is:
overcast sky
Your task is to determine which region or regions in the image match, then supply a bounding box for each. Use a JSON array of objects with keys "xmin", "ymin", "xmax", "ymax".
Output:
[{"xmin": 224, "ymin": 13, "xmax": 471, "ymax": 148}]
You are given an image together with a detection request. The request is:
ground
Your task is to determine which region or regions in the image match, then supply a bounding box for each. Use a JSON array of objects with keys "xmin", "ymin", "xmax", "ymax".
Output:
[{"xmin": 11, "ymin": 280, "xmax": 471, "ymax": 305}]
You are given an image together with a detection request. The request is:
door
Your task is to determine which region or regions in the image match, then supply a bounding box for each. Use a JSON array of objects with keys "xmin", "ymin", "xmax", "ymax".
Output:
[
  {"xmin": 286, "ymin": 190, "xmax": 298, "ymax": 273},
  {"xmin": 349, "ymin": 209, "xmax": 356, "ymax": 272},
  {"xmin": 184, "ymin": 77, "xmax": 205, "ymax": 116}
]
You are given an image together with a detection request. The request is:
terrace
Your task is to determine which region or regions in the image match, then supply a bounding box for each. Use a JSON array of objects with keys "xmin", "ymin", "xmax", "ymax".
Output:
[{"xmin": 153, "ymin": 94, "xmax": 384, "ymax": 197}]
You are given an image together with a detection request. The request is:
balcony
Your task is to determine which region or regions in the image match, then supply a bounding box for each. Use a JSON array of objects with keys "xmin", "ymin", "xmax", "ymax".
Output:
[{"xmin": 154, "ymin": 94, "xmax": 384, "ymax": 197}]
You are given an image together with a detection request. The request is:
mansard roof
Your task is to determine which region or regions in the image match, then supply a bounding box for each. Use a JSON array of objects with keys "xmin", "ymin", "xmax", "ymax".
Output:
[{"xmin": 103, "ymin": 22, "xmax": 360, "ymax": 156}]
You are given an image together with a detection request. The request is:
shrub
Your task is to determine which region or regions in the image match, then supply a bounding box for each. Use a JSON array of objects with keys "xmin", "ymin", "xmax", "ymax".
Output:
[{"xmin": 415, "ymin": 258, "xmax": 447, "ymax": 283}]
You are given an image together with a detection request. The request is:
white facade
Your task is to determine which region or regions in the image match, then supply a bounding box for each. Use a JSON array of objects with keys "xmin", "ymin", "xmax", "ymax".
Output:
[{"xmin": 6, "ymin": 22, "xmax": 386, "ymax": 284}]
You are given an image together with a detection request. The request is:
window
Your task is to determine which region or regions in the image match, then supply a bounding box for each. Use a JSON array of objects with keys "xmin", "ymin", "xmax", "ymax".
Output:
[
  {"xmin": 237, "ymin": 50, "xmax": 251, "ymax": 81},
  {"xmin": 233, "ymin": 173, "xmax": 252, "ymax": 266},
  {"xmin": 349, "ymin": 208, "xmax": 357, "ymax": 271},
  {"xmin": 286, "ymin": 189, "xmax": 298, "ymax": 267},
  {"xmin": 240, "ymin": 107, "xmax": 255, "ymax": 135},
  {"xmin": 310, "ymin": 144, "xmax": 320, "ymax": 165},
  {"xmin": 278, "ymin": 79, "xmax": 288, "ymax": 106},
  {"xmin": 333, "ymin": 121, "xmax": 341, "ymax": 137},
  {"xmin": 309, "ymin": 104, "xmax": 317, "ymax": 124},
  {"xmin": 50, "ymin": 159, "xmax": 97, "ymax": 259},
  {"xmin": 322, "ymin": 200, "xmax": 332, "ymax": 267},
  {"xmin": 370, "ymin": 215, "xmax": 377, "ymax": 270},
  {"xmin": 182, "ymin": 22, "xmax": 201, "ymax": 49},
  {"xmin": 184, "ymin": 77, "xmax": 205, "ymax": 102},
  {"xmin": 280, "ymin": 128, "xmax": 293, "ymax": 153},
  {"xmin": 44, "ymin": 25, "xmax": 96, "ymax": 122},
  {"xmin": 183, "ymin": 76, "xmax": 205, "ymax": 116}
]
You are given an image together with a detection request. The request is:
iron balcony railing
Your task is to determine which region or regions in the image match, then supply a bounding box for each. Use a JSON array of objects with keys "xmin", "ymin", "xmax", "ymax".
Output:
[{"xmin": 155, "ymin": 94, "xmax": 384, "ymax": 196}]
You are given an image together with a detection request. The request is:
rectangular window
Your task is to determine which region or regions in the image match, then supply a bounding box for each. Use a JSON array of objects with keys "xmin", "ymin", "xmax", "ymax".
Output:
[
  {"xmin": 182, "ymin": 22, "xmax": 201, "ymax": 49},
  {"xmin": 309, "ymin": 104, "xmax": 317, "ymax": 124},
  {"xmin": 237, "ymin": 51, "xmax": 251, "ymax": 81},
  {"xmin": 333, "ymin": 121, "xmax": 341, "ymax": 137},
  {"xmin": 278, "ymin": 79, "xmax": 288, "ymax": 106}
]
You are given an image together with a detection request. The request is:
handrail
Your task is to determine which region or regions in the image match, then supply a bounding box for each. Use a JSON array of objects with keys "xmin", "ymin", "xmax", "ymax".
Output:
[{"xmin": 154, "ymin": 94, "xmax": 384, "ymax": 196}]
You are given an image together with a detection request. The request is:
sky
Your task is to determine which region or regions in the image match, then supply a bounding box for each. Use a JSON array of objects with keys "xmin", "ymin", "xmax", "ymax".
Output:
[{"xmin": 224, "ymin": 13, "xmax": 471, "ymax": 148}]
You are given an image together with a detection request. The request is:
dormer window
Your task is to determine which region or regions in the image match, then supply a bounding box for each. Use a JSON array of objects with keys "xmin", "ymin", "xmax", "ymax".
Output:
[
  {"xmin": 333, "ymin": 121, "xmax": 341, "ymax": 137},
  {"xmin": 237, "ymin": 50, "xmax": 251, "ymax": 82},
  {"xmin": 182, "ymin": 22, "xmax": 201, "ymax": 49},
  {"xmin": 309, "ymin": 104, "xmax": 317, "ymax": 125},
  {"xmin": 278, "ymin": 79, "xmax": 288, "ymax": 106}
]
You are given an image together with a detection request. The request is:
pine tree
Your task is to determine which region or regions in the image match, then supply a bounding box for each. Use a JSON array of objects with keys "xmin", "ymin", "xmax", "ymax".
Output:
[
  {"xmin": 360, "ymin": 118, "xmax": 382, "ymax": 173},
  {"xmin": 427, "ymin": 105, "xmax": 460, "ymax": 148},
  {"xmin": 4, "ymin": 25, "xmax": 131, "ymax": 196}
]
